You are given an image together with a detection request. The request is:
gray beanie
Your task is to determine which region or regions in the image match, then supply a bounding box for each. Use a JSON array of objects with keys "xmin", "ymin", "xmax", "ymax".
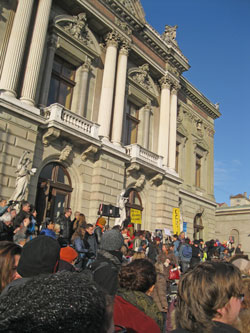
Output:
[{"xmin": 100, "ymin": 230, "xmax": 124, "ymax": 251}]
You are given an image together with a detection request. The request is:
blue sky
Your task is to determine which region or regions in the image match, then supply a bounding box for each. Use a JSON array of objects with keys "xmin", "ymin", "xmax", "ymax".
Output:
[{"xmin": 141, "ymin": 0, "xmax": 250, "ymax": 205}]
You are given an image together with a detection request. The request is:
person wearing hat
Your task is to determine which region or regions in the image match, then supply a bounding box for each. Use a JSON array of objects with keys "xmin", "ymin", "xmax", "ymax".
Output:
[
  {"xmin": 94, "ymin": 217, "xmax": 106, "ymax": 245},
  {"xmin": 58, "ymin": 246, "xmax": 78, "ymax": 272},
  {"xmin": 1, "ymin": 235, "xmax": 60, "ymax": 296},
  {"xmin": 90, "ymin": 229, "xmax": 124, "ymax": 295}
]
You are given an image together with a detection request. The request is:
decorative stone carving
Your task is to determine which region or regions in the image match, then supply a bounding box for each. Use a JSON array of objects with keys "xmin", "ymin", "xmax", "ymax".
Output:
[
  {"xmin": 59, "ymin": 143, "xmax": 73, "ymax": 162},
  {"xmin": 126, "ymin": 162, "xmax": 140, "ymax": 176},
  {"xmin": 115, "ymin": 17, "xmax": 132, "ymax": 36},
  {"xmin": 149, "ymin": 173, "xmax": 163, "ymax": 186},
  {"xmin": 63, "ymin": 13, "xmax": 90, "ymax": 44},
  {"xmin": 162, "ymin": 25, "xmax": 178, "ymax": 44},
  {"xmin": 115, "ymin": 189, "xmax": 129, "ymax": 226},
  {"xmin": 134, "ymin": 174, "xmax": 145, "ymax": 190},
  {"xmin": 159, "ymin": 74, "xmax": 172, "ymax": 89},
  {"xmin": 42, "ymin": 128, "xmax": 60, "ymax": 146},
  {"xmin": 10, "ymin": 151, "xmax": 37, "ymax": 202},
  {"xmin": 81, "ymin": 145, "xmax": 99, "ymax": 161},
  {"xmin": 105, "ymin": 30, "xmax": 120, "ymax": 47},
  {"xmin": 120, "ymin": 39, "xmax": 131, "ymax": 55}
]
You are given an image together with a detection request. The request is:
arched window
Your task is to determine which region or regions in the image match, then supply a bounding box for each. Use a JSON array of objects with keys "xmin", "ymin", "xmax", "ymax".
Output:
[
  {"xmin": 35, "ymin": 163, "xmax": 72, "ymax": 224},
  {"xmin": 193, "ymin": 213, "xmax": 204, "ymax": 240},
  {"xmin": 230, "ymin": 229, "xmax": 239, "ymax": 246}
]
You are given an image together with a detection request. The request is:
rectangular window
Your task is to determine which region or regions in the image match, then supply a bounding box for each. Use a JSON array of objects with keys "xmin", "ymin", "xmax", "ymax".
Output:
[
  {"xmin": 47, "ymin": 56, "xmax": 76, "ymax": 109},
  {"xmin": 125, "ymin": 102, "xmax": 139, "ymax": 145},
  {"xmin": 195, "ymin": 154, "xmax": 202, "ymax": 187}
]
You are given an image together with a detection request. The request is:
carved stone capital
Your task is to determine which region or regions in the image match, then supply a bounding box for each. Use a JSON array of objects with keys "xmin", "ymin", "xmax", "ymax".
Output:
[
  {"xmin": 159, "ymin": 75, "xmax": 171, "ymax": 89},
  {"xmin": 81, "ymin": 144, "xmax": 99, "ymax": 161},
  {"xmin": 120, "ymin": 39, "xmax": 131, "ymax": 56},
  {"xmin": 105, "ymin": 30, "xmax": 120, "ymax": 48},
  {"xmin": 81, "ymin": 58, "xmax": 91, "ymax": 72},
  {"xmin": 42, "ymin": 128, "xmax": 60, "ymax": 147},
  {"xmin": 126, "ymin": 162, "xmax": 140, "ymax": 176},
  {"xmin": 171, "ymin": 82, "xmax": 181, "ymax": 94},
  {"xmin": 149, "ymin": 173, "xmax": 163, "ymax": 186}
]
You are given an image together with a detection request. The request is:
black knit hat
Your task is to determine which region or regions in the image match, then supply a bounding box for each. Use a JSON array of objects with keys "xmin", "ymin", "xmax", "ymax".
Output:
[
  {"xmin": 100, "ymin": 230, "xmax": 124, "ymax": 251},
  {"xmin": 17, "ymin": 236, "xmax": 60, "ymax": 277}
]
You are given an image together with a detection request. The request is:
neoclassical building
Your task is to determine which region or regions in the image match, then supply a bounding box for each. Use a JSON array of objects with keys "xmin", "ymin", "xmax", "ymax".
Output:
[{"xmin": 0, "ymin": 0, "xmax": 220, "ymax": 239}]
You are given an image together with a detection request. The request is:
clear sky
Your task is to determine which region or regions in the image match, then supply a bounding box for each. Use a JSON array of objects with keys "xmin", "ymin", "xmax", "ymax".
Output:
[{"xmin": 140, "ymin": 0, "xmax": 250, "ymax": 205}]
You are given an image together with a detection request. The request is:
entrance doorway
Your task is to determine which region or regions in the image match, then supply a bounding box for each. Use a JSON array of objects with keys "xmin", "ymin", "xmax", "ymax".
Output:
[
  {"xmin": 125, "ymin": 188, "xmax": 143, "ymax": 232},
  {"xmin": 193, "ymin": 213, "xmax": 204, "ymax": 240},
  {"xmin": 35, "ymin": 163, "xmax": 72, "ymax": 224}
]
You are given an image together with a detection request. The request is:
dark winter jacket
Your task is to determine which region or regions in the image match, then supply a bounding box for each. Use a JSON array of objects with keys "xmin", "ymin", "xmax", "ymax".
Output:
[
  {"xmin": 13, "ymin": 210, "xmax": 29, "ymax": 229},
  {"xmin": 57, "ymin": 214, "xmax": 72, "ymax": 241},
  {"xmin": 84, "ymin": 232, "xmax": 98, "ymax": 256},
  {"xmin": 91, "ymin": 249, "xmax": 122, "ymax": 295},
  {"xmin": 0, "ymin": 221, "xmax": 14, "ymax": 241}
]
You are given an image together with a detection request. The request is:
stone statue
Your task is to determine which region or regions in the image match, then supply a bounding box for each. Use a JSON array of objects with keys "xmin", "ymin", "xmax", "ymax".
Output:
[
  {"xmin": 115, "ymin": 190, "xmax": 128, "ymax": 226},
  {"xmin": 10, "ymin": 151, "xmax": 37, "ymax": 202},
  {"xmin": 162, "ymin": 25, "xmax": 178, "ymax": 42}
]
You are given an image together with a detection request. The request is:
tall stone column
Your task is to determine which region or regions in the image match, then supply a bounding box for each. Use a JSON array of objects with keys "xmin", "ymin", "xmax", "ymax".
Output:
[
  {"xmin": 0, "ymin": 0, "xmax": 34, "ymax": 97},
  {"xmin": 158, "ymin": 76, "xmax": 171, "ymax": 166},
  {"xmin": 38, "ymin": 35, "xmax": 59, "ymax": 107},
  {"xmin": 168, "ymin": 83, "xmax": 180, "ymax": 170},
  {"xmin": 76, "ymin": 58, "xmax": 91, "ymax": 117},
  {"xmin": 143, "ymin": 101, "xmax": 151, "ymax": 149},
  {"xmin": 20, "ymin": 0, "xmax": 53, "ymax": 105},
  {"xmin": 98, "ymin": 31, "xmax": 119, "ymax": 140},
  {"xmin": 111, "ymin": 41, "xmax": 130, "ymax": 146}
]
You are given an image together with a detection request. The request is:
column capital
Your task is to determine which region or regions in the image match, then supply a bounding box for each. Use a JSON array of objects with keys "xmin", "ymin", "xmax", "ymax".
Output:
[
  {"xmin": 105, "ymin": 30, "xmax": 120, "ymax": 48},
  {"xmin": 159, "ymin": 75, "xmax": 171, "ymax": 89},
  {"xmin": 171, "ymin": 82, "xmax": 181, "ymax": 94},
  {"xmin": 47, "ymin": 35, "xmax": 59, "ymax": 49},
  {"xmin": 81, "ymin": 57, "xmax": 91, "ymax": 72},
  {"xmin": 119, "ymin": 39, "xmax": 131, "ymax": 56}
]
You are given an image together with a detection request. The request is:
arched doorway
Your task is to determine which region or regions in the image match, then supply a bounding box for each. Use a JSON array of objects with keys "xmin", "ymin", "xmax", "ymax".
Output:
[
  {"xmin": 35, "ymin": 163, "xmax": 72, "ymax": 224},
  {"xmin": 124, "ymin": 188, "xmax": 143, "ymax": 232},
  {"xmin": 193, "ymin": 213, "xmax": 204, "ymax": 240}
]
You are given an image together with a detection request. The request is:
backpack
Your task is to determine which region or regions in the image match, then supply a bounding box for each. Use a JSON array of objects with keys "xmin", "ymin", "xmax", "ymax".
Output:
[{"xmin": 182, "ymin": 245, "xmax": 192, "ymax": 259}]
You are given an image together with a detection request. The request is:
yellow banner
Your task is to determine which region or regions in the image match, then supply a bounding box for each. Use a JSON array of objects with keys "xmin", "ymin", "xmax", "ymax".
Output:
[
  {"xmin": 172, "ymin": 208, "xmax": 180, "ymax": 235},
  {"xmin": 130, "ymin": 208, "xmax": 142, "ymax": 224}
]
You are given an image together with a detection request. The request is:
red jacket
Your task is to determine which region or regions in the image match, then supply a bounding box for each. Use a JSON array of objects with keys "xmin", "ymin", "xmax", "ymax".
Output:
[{"xmin": 114, "ymin": 295, "xmax": 161, "ymax": 333}]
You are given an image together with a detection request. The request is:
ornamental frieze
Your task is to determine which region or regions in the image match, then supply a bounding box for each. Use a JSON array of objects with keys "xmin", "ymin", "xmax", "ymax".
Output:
[{"xmin": 128, "ymin": 64, "xmax": 158, "ymax": 97}]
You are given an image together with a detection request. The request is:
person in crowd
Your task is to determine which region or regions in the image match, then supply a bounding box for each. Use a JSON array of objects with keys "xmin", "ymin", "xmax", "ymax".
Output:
[
  {"xmin": 71, "ymin": 226, "xmax": 92, "ymax": 269},
  {"xmin": 146, "ymin": 233, "xmax": 160, "ymax": 263},
  {"xmin": 173, "ymin": 234, "xmax": 181, "ymax": 262},
  {"xmin": 13, "ymin": 200, "xmax": 30, "ymax": 229},
  {"xmin": 1, "ymin": 235, "xmax": 60, "ymax": 296},
  {"xmin": 131, "ymin": 248, "xmax": 146, "ymax": 261},
  {"xmin": 54, "ymin": 223, "xmax": 61, "ymax": 238},
  {"xmin": 40, "ymin": 219, "xmax": 56, "ymax": 239},
  {"xmin": 133, "ymin": 230, "xmax": 143, "ymax": 251},
  {"xmin": 94, "ymin": 216, "xmax": 106, "ymax": 245},
  {"xmin": 72, "ymin": 210, "xmax": 80, "ymax": 229},
  {"xmin": 73, "ymin": 212, "xmax": 86, "ymax": 231},
  {"xmin": 58, "ymin": 245, "xmax": 78, "ymax": 272},
  {"xmin": 114, "ymin": 258, "xmax": 164, "ymax": 333},
  {"xmin": 179, "ymin": 238, "xmax": 192, "ymax": 273},
  {"xmin": 234, "ymin": 277, "xmax": 250, "ymax": 333},
  {"xmin": 0, "ymin": 241, "xmax": 22, "ymax": 293},
  {"xmin": 0, "ymin": 271, "xmax": 114, "ymax": 333},
  {"xmin": 85, "ymin": 223, "xmax": 98, "ymax": 258},
  {"xmin": 91, "ymin": 229, "xmax": 124, "ymax": 295},
  {"xmin": 0, "ymin": 198, "xmax": 12, "ymax": 217},
  {"xmin": 190, "ymin": 239, "xmax": 201, "ymax": 268},
  {"xmin": 235, "ymin": 244, "xmax": 243, "ymax": 255},
  {"xmin": 13, "ymin": 232, "xmax": 27, "ymax": 247},
  {"xmin": 0, "ymin": 212, "xmax": 14, "ymax": 241},
  {"xmin": 172, "ymin": 261, "xmax": 243, "ymax": 333},
  {"xmin": 56, "ymin": 207, "xmax": 72, "ymax": 245},
  {"xmin": 13, "ymin": 215, "xmax": 30, "ymax": 245},
  {"xmin": 26, "ymin": 204, "xmax": 37, "ymax": 239}
]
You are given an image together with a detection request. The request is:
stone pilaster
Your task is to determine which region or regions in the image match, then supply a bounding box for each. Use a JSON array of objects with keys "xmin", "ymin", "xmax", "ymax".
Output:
[
  {"xmin": 111, "ymin": 40, "xmax": 130, "ymax": 145},
  {"xmin": 168, "ymin": 83, "xmax": 180, "ymax": 169},
  {"xmin": 0, "ymin": 0, "xmax": 34, "ymax": 97},
  {"xmin": 38, "ymin": 35, "xmax": 59, "ymax": 107},
  {"xmin": 158, "ymin": 75, "xmax": 171, "ymax": 165},
  {"xmin": 98, "ymin": 31, "xmax": 119, "ymax": 139},
  {"xmin": 76, "ymin": 58, "xmax": 91, "ymax": 117},
  {"xmin": 20, "ymin": 0, "xmax": 53, "ymax": 105},
  {"xmin": 143, "ymin": 101, "xmax": 151, "ymax": 149}
]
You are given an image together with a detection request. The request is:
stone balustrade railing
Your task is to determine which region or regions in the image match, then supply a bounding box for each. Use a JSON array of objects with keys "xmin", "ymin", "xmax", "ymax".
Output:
[
  {"xmin": 125, "ymin": 144, "xmax": 163, "ymax": 168},
  {"xmin": 43, "ymin": 103, "xmax": 99, "ymax": 139}
]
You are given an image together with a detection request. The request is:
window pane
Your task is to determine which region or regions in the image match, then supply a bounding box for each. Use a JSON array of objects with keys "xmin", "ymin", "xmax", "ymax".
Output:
[
  {"xmin": 47, "ymin": 77, "xmax": 59, "ymax": 106},
  {"xmin": 58, "ymin": 82, "xmax": 73, "ymax": 109},
  {"xmin": 57, "ymin": 166, "xmax": 70, "ymax": 185},
  {"xmin": 130, "ymin": 121, "xmax": 137, "ymax": 144},
  {"xmin": 62, "ymin": 64, "xmax": 75, "ymax": 80},
  {"xmin": 53, "ymin": 59, "xmax": 62, "ymax": 74},
  {"xmin": 40, "ymin": 164, "xmax": 53, "ymax": 180},
  {"xmin": 130, "ymin": 104, "xmax": 138, "ymax": 118}
]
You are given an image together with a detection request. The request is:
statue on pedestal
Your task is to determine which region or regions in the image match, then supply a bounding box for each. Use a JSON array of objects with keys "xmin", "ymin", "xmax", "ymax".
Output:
[
  {"xmin": 114, "ymin": 190, "xmax": 128, "ymax": 226},
  {"xmin": 10, "ymin": 151, "xmax": 37, "ymax": 202}
]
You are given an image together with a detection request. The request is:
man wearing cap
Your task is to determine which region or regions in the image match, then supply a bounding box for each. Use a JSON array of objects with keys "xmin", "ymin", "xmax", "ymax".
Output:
[
  {"xmin": 1, "ymin": 235, "xmax": 60, "ymax": 296},
  {"xmin": 90, "ymin": 229, "xmax": 124, "ymax": 295}
]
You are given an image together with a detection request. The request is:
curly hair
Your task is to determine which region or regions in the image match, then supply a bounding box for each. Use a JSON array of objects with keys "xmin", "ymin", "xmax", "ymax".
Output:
[
  {"xmin": 0, "ymin": 271, "xmax": 111, "ymax": 332},
  {"xmin": 0, "ymin": 241, "xmax": 22, "ymax": 292},
  {"xmin": 175, "ymin": 261, "xmax": 243, "ymax": 332},
  {"xmin": 118, "ymin": 259, "xmax": 156, "ymax": 293}
]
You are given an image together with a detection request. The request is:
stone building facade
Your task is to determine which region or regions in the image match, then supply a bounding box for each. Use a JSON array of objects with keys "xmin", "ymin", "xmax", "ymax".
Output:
[{"xmin": 0, "ymin": 0, "xmax": 220, "ymax": 239}]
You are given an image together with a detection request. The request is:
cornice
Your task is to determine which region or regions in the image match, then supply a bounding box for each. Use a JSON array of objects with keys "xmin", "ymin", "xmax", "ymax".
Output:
[
  {"xmin": 180, "ymin": 188, "xmax": 217, "ymax": 207},
  {"xmin": 180, "ymin": 76, "xmax": 221, "ymax": 120}
]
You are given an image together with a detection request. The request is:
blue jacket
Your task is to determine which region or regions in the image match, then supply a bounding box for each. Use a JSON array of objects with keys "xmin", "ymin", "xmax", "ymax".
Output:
[{"xmin": 40, "ymin": 228, "xmax": 56, "ymax": 239}]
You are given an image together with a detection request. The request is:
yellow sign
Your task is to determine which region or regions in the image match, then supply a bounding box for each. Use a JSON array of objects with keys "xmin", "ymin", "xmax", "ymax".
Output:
[
  {"xmin": 172, "ymin": 208, "xmax": 180, "ymax": 235},
  {"xmin": 130, "ymin": 208, "xmax": 142, "ymax": 224}
]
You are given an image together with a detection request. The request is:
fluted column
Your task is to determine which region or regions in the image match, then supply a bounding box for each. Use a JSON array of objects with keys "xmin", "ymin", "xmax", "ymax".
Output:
[
  {"xmin": 158, "ymin": 76, "xmax": 171, "ymax": 166},
  {"xmin": 111, "ymin": 41, "xmax": 130, "ymax": 145},
  {"xmin": 143, "ymin": 102, "xmax": 151, "ymax": 149},
  {"xmin": 76, "ymin": 58, "xmax": 91, "ymax": 117},
  {"xmin": 168, "ymin": 83, "xmax": 180, "ymax": 169},
  {"xmin": 0, "ymin": 0, "xmax": 34, "ymax": 97},
  {"xmin": 20, "ymin": 0, "xmax": 52, "ymax": 105},
  {"xmin": 38, "ymin": 35, "xmax": 59, "ymax": 107},
  {"xmin": 98, "ymin": 31, "xmax": 119, "ymax": 139}
]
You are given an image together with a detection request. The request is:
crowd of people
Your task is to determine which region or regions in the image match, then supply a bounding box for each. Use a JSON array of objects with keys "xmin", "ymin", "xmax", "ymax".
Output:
[{"xmin": 0, "ymin": 196, "xmax": 250, "ymax": 332}]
